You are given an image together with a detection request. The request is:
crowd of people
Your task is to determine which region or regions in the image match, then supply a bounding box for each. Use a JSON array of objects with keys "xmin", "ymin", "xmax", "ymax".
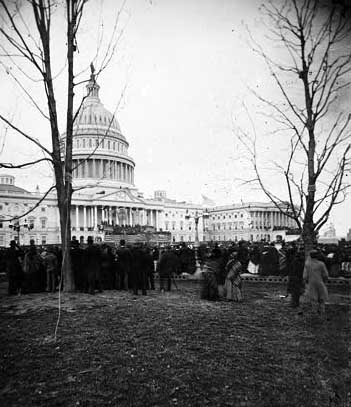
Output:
[{"xmin": 2, "ymin": 238, "xmax": 350, "ymax": 316}]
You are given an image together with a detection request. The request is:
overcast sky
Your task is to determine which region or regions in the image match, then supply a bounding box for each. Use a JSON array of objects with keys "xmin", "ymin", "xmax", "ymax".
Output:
[{"xmin": 0, "ymin": 0, "xmax": 350, "ymax": 237}]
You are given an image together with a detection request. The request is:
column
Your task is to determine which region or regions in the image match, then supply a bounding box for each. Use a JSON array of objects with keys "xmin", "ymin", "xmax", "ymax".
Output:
[
  {"xmin": 83, "ymin": 206, "xmax": 87, "ymax": 230},
  {"xmin": 115, "ymin": 206, "xmax": 119, "ymax": 225},
  {"xmin": 155, "ymin": 210, "xmax": 159, "ymax": 231},
  {"xmin": 94, "ymin": 206, "xmax": 97, "ymax": 228},
  {"xmin": 102, "ymin": 206, "xmax": 105, "ymax": 223},
  {"xmin": 93, "ymin": 159, "xmax": 96, "ymax": 178},
  {"xmin": 128, "ymin": 207, "xmax": 131, "ymax": 225},
  {"xmin": 75, "ymin": 206, "xmax": 79, "ymax": 229}
]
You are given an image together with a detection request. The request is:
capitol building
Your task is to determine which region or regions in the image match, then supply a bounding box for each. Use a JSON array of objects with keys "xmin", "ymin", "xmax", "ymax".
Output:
[{"xmin": 0, "ymin": 74, "xmax": 297, "ymax": 247}]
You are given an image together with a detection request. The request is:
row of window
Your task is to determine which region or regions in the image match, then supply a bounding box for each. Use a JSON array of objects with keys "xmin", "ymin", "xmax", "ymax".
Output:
[
  {"xmin": 212, "ymin": 213, "xmax": 244, "ymax": 220},
  {"xmin": 213, "ymin": 223, "xmax": 245, "ymax": 231},
  {"xmin": 0, "ymin": 218, "xmax": 47, "ymax": 229},
  {"xmin": 74, "ymin": 138, "xmax": 127, "ymax": 154},
  {"xmin": 0, "ymin": 177, "xmax": 14, "ymax": 185},
  {"xmin": 0, "ymin": 204, "xmax": 46, "ymax": 212},
  {"xmin": 80, "ymin": 113, "xmax": 117, "ymax": 128}
]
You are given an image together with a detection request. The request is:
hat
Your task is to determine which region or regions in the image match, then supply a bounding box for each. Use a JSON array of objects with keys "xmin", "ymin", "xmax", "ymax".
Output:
[{"xmin": 309, "ymin": 249, "xmax": 319, "ymax": 259}]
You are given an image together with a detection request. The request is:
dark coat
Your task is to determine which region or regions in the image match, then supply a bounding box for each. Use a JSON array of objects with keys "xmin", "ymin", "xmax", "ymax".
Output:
[{"xmin": 158, "ymin": 251, "xmax": 180, "ymax": 277}]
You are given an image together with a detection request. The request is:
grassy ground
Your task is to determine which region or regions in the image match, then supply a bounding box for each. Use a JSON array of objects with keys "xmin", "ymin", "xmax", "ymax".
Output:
[{"xmin": 0, "ymin": 282, "xmax": 350, "ymax": 407}]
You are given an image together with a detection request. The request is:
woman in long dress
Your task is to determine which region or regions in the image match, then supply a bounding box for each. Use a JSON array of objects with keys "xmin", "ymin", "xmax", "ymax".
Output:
[
  {"xmin": 224, "ymin": 252, "xmax": 243, "ymax": 302},
  {"xmin": 303, "ymin": 250, "xmax": 329, "ymax": 315}
]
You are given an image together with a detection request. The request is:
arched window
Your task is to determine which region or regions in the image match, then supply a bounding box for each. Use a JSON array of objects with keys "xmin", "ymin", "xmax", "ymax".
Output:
[
  {"xmin": 82, "ymin": 139, "xmax": 86, "ymax": 148},
  {"xmin": 108, "ymin": 140, "xmax": 110, "ymax": 150}
]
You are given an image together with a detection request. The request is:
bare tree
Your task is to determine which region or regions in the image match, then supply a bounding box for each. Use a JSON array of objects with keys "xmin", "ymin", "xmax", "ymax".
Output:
[
  {"xmin": 0, "ymin": 0, "xmax": 125, "ymax": 290},
  {"xmin": 237, "ymin": 0, "xmax": 351, "ymax": 252}
]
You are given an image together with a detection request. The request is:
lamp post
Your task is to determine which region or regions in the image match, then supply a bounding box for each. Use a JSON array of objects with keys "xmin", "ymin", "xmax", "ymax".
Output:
[
  {"xmin": 185, "ymin": 209, "xmax": 209, "ymax": 278},
  {"xmin": 9, "ymin": 219, "xmax": 34, "ymax": 245}
]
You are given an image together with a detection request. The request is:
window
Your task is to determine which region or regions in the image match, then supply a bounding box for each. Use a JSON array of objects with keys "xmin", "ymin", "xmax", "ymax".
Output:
[
  {"xmin": 41, "ymin": 235, "xmax": 47, "ymax": 245},
  {"xmin": 0, "ymin": 217, "xmax": 3, "ymax": 229},
  {"xmin": 165, "ymin": 221, "xmax": 169, "ymax": 231},
  {"xmin": 82, "ymin": 139, "xmax": 86, "ymax": 148},
  {"xmin": 0, "ymin": 205, "xmax": 3, "ymax": 210},
  {"xmin": 41, "ymin": 218, "xmax": 47, "ymax": 229},
  {"xmin": 28, "ymin": 218, "xmax": 35, "ymax": 229},
  {"xmin": 113, "ymin": 142, "xmax": 116, "ymax": 150},
  {"xmin": 89, "ymin": 139, "xmax": 92, "ymax": 148},
  {"xmin": 108, "ymin": 141, "xmax": 110, "ymax": 149},
  {"xmin": 0, "ymin": 235, "xmax": 4, "ymax": 246},
  {"xmin": 41, "ymin": 207, "xmax": 46, "ymax": 212},
  {"xmin": 96, "ymin": 139, "xmax": 99, "ymax": 147}
]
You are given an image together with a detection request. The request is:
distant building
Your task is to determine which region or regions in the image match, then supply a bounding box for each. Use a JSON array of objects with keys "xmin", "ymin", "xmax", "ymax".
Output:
[
  {"xmin": 346, "ymin": 229, "xmax": 351, "ymax": 241},
  {"xmin": 0, "ymin": 74, "xmax": 298, "ymax": 247},
  {"xmin": 322, "ymin": 223, "xmax": 336, "ymax": 238}
]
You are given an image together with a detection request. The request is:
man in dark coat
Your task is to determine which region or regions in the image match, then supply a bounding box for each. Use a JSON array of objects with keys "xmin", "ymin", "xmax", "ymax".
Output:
[
  {"xmin": 200, "ymin": 264, "xmax": 219, "ymax": 301},
  {"xmin": 83, "ymin": 236, "xmax": 101, "ymax": 295},
  {"xmin": 71, "ymin": 239, "xmax": 84, "ymax": 292},
  {"xmin": 158, "ymin": 248, "xmax": 180, "ymax": 291},
  {"xmin": 23, "ymin": 240, "xmax": 44, "ymax": 293},
  {"xmin": 115, "ymin": 240, "xmax": 132, "ymax": 290},
  {"xmin": 129, "ymin": 246, "xmax": 147, "ymax": 295},
  {"xmin": 143, "ymin": 247, "xmax": 155, "ymax": 290},
  {"xmin": 100, "ymin": 245, "xmax": 115, "ymax": 290},
  {"xmin": 6, "ymin": 240, "xmax": 24, "ymax": 295},
  {"xmin": 287, "ymin": 248, "xmax": 305, "ymax": 308}
]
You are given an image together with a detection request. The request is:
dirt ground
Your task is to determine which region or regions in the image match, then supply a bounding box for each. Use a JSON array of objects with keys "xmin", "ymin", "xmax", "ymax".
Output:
[{"xmin": 0, "ymin": 283, "xmax": 350, "ymax": 407}]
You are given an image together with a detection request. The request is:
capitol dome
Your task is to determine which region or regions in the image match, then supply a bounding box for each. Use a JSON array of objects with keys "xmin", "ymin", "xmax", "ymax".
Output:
[{"xmin": 62, "ymin": 72, "xmax": 135, "ymax": 190}]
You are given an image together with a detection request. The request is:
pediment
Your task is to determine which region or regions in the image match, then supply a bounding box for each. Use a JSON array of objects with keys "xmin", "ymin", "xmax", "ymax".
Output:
[{"xmin": 97, "ymin": 188, "xmax": 145, "ymax": 204}]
